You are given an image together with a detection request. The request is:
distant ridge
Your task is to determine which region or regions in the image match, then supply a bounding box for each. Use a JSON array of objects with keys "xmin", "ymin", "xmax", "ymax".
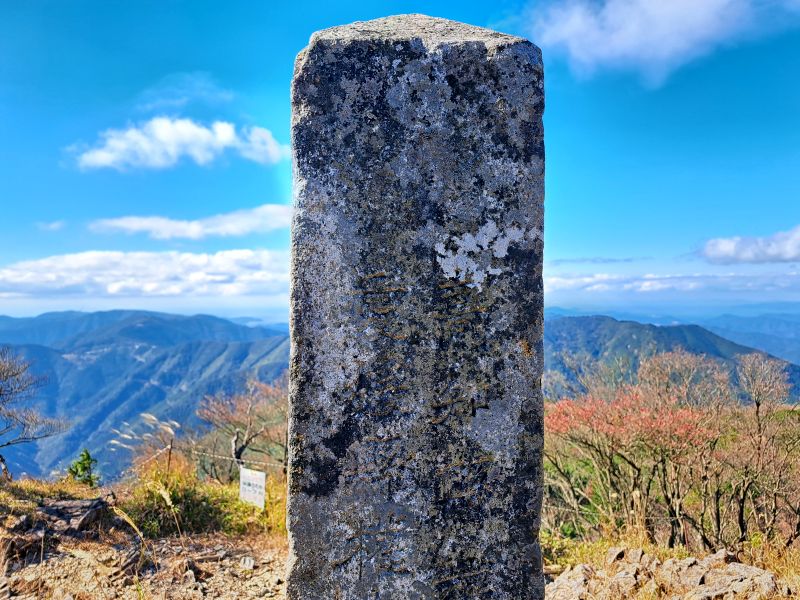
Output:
[
  {"xmin": 699, "ymin": 313, "xmax": 800, "ymax": 365},
  {"xmin": 0, "ymin": 311, "xmax": 289, "ymax": 478},
  {"xmin": 545, "ymin": 315, "xmax": 800, "ymax": 393},
  {"xmin": 0, "ymin": 311, "xmax": 796, "ymax": 479}
]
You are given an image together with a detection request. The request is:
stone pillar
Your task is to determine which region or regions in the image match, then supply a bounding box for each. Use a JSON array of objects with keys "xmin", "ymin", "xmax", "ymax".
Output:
[{"xmin": 288, "ymin": 14, "xmax": 544, "ymax": 599}]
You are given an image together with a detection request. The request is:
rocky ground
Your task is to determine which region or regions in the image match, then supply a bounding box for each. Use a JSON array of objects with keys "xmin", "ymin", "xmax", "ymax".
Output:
[
  {"xmin": 0, "ymin": 494, "xmax": 286, "ymax": 599},
  {"xmin": 5, "ymin": 542, "xmax": 795, "ymax": 599},
  {"xmin": 2, "ymin": 531, "xmax": 286, "ymax": 600},
  {"xmin": 546, "ymin": 546, "xmax": 796, "ymax": 600},
  {"xmin": 1, "ymin": 495, "xmax": 795, "ymax": 599}
]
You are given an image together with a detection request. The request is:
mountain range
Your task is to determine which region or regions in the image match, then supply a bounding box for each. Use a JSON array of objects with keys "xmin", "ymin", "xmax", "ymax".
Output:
[
  {"xmin": 545, "ymin": 315, "xmax": 800, "ymax": 393},
  {"xmin": 699, "ymin": 314, "xmax": 800, "ymax": 365},
  {"xmin": 0, "ymin": 310, "xmax": 796, "ymax": 479},
  {"xmin": 0, "ymin": 311, "xmax": 289, "ymax": 478}
]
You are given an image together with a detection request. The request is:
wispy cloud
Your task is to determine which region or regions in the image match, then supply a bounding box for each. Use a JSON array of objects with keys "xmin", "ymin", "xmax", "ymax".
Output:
[
  {"xmin": 545, "ymin": 273, "xmax": 625, "ymax": 293},
  {"xmin": 74, "ymin": 117, "xmax": 289, "ymax": 170},
  {"xmin": 545, "ymin": 270, "xmax": 800, "ymax": 295},
  {"xmin": 546, "ymin": 256, "xmax": 647, "ymax": 267},
  {"xmin": 236, "ymin": 127, "xmax": 289, "ymax": 165},
  {"xmin": 701, "ymin": 224, "xmax": 800, "ymax": 264},
  {"xmin": 531, "ymin": 0, "xmax": 800, "ymax": 84},
  {"xmin": 36, "ymin": 221, "xmax": 65, "ymax": 232},
  {"xmin": 90, "ymin": 204, "xmax": 292, "ymax": 240},
  {"xmin": 136, "ymin": 72, "xmax": 234, "ymax": 112},
  {"xmin": 0, "ymin": 249, "xmax": 289, "ymax": 298}
]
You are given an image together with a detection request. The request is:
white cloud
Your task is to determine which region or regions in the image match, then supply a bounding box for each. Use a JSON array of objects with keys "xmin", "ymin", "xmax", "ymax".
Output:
[
  {"xmin": 531, "ymin": 0, "xmax": 800, "ymax": 83},
  {"xmin": 544, "ymin": 270, "xmax": 800, "ymax": 296},
  {"xmin": 701, "ymin": 224, "xmax": 800, "ymax": 263},
  {"xmin": 75, "ymin": 117, "xmax": 289, "ymax": 170},
  {"xmin": 136, "ymin": 72, "xmax": 234, "ymax": 112},
  {"xmin": 90, "ymin": 204, "xmax": 292, "ymax": 240},
  {"xmin": 36, "ymin": 221, "xmax": 65, "ymax": 232},
  {"xmin": 0, "ymin": 249, "xmax": 289, "ymax": 299},
  {"xmin": 237, "ymin": 127, "xmax": 287, "ymax": 165},
  {"xmin": 544, "ymin": 273, "xmax": 624, "ymax": 292},
  {"xmin": 546, "ymin": 256, "xmax": 646, "ymax": 266}
]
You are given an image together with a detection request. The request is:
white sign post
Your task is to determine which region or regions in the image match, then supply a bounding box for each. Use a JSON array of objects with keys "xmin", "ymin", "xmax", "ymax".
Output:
[{"xmin": 239, "ymin": 466, "xmax": 266, "ymax": 509}]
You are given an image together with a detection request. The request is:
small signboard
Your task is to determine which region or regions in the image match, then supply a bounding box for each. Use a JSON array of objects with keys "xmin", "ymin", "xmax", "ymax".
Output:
[{"xmin": 239, "ymin": 467, "xmax": 266, "ymax": 509}]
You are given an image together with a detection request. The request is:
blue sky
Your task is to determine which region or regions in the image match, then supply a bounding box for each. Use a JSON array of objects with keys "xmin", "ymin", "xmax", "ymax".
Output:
[{"xmin": 1, "ymin": 0, "xmax": 799, "ymax": 320}]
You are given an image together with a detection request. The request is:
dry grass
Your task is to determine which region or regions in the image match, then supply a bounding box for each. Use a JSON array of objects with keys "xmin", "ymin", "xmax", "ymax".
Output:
[
  {"xmin": 117, "ymin": 460, "xmax": 287, "ymax": 541},
  {"xmin": 739, "ymin": 534, "xmax": 800, "ymax": 593},
  {"xmin": 0, "ymin": 477, "xmax": 100, "ymax": 520},
  {"xmin": 0, "ymin": 452, "xmax": 288, "ymax": 551},
  {"xmin": 541, "ymin": 526, "xmax": 690, "ymax": 570}
]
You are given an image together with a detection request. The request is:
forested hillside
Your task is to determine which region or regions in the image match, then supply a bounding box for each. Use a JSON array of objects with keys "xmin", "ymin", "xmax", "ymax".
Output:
[
  {"xmin": 0, "ymin": 311, "xmax": 289, "ymax": 477},
  {"xmin": 1, "ymin": 311, "xmax": 796, "ymax": 479}
]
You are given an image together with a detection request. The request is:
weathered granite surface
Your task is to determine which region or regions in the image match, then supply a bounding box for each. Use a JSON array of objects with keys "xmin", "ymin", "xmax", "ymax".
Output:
[{"xmin": 287, "ymin": 14, "xmax": 545, "ymax": 599}]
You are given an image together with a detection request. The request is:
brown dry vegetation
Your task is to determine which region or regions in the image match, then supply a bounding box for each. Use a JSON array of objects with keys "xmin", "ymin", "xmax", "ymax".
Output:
[
  {"xmin": 4, "ymin": 353, "xmax": 800, "ymax": 597},
  {"xmin": 542, "ymin": 350, "xmax": 800, "ymax": 594},
  {"xmin": 0, "ymin": 375, "xmax": 290, "ymax": 598},
  {"xmin": 1, "ymin": 461, "xmax": 288, "ymax": 599}
]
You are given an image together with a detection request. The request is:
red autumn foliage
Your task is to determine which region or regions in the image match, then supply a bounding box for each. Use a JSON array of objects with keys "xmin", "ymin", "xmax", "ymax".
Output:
[
  {"xmin": 546, "ymin": 388, "xmax": 716, "ymax": 456},
  {"xmin": 543, "ymin": 350, "xmax": 800, "ymax": 551}
]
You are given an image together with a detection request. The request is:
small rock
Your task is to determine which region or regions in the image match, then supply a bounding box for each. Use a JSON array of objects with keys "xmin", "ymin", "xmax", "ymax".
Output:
[
  {"xmin": 240, "ymin": 556, "xmax": 255, "ymax": 571},
  {"xmin": 626, "ymin": 548, "xmax": 643, "ymax": 565},
  {"xmin": 606, "ymin": 547, "xmax": 626, "ymax": 565},
  {"xmin": 608, "ymin": 563, "xmax": 639, "ymax": 596},
  {"xmin": 8, "ymin": 515, "xmax": 30, "ymax": 533},
  {"xmin": 639, "ymin": 552, "xmax": 660, "ymax": 572},
  {"xmin": 699, "ymin": 548, "xmax": 736, "ymax": 570},
  {"xmin": 693, "ymin": 562, "xmax": 782, "ymax": 600},
  {"xmin": 658, "ymin": 556, "xmax": 705, "ymax": 590},
  {"xmin": 545, "ymin": 564, "xmax": 594, "ymax": 600}
]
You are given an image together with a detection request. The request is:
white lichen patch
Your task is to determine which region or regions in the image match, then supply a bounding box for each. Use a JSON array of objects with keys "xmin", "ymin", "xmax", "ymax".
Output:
[
  {"xmin": 434, "ymin": 220, "xmax": 538, "ymax": 288},
  {"xmin": 290, "ymin": 14, "xmax": 544, "ymax": 598}
]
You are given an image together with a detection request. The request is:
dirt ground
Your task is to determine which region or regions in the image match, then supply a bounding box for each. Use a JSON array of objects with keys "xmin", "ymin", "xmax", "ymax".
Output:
[{"xmin": 2, "ymin": 532, "xmax": 288, "ymax": 600}]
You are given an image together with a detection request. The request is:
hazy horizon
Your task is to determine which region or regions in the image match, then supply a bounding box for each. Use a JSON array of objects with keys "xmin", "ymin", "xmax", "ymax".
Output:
[{"xmin": 5, "ymin": 300, "xmax": 800, "ymax": 324}]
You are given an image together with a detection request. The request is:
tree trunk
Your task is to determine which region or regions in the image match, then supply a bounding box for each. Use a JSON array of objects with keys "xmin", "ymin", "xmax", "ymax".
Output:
[{"xmin": 0, "ymin": 454, "xmax": 12, "ymax": 482}]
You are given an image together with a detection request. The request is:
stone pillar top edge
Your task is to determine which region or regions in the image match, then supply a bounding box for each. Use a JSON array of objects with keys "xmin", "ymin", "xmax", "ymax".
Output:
[{"xmin": 302, "ymin": 13, "xmax": 538, "ymax": 52}]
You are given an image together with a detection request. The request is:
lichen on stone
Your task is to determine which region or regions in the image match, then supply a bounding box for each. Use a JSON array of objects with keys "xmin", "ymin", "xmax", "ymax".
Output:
[{"xmin": 288, "ymin": 14, "xmax": 545, "ymax": 600}]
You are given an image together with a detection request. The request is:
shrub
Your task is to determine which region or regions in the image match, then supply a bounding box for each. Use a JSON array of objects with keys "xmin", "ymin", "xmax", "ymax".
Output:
[
  {"xmin": 120, "ymin": 464, "xmax": 286, "ymax": 539},
  {"xmin": 67, "ymin": 448, "xmax": 100, "ymax": 487},
  {"xmin": 544, "ymin": 350, "xmax": 800, "ymax": 552},
  {"xmin": 193, "ymin": 376, "xmax": 288, "ymax": 484}
]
